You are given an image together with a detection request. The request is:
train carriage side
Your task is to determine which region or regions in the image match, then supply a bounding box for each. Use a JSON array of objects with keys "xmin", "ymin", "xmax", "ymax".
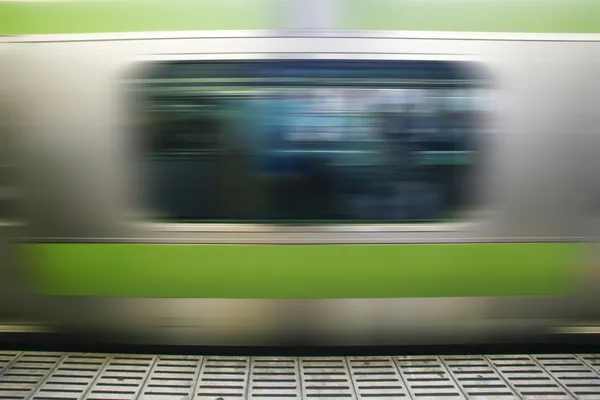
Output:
[{"xmin": 2, "ymin": 0, "xmax": 600, "ymax": 345}]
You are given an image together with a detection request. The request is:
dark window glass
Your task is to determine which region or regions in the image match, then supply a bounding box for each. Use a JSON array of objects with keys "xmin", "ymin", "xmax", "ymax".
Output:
[{"xmin": 134, "ymin": 60, "xmax": 490, "ymax": 223}]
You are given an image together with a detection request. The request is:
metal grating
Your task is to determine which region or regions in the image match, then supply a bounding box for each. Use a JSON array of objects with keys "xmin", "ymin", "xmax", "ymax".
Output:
[
  {"xmin": 534, "ymin": 355, "xmax": 600, "ymax": 399},
  {"xmin": 82, "ymin": 354, "xmax": 155, "ymax": 400},
  {"xmin": 488, "ymin": 355, "xmax": 573, "ymax": 399},
  {"xmin": 30, "ymin": 353, "xmax": 109, "ymax": 400},
  {"xmin": 442, "ymin": 355, "xmax": 518, "ymax": 399},
  {"xmin": 250, "ymin": 357, "xmax": 299, "ymax": 399},
  {"xmin": 0, "ymin": 352, "xmax": 21, "ymax": 376},
  {"xmin": 300, "ymin": 357, "xmax": 355, "ymax": 400},
  {"xmin": 196, "ymin": 356, "xmax": 249, "ymax": 399},
  {"xmin": 139, "ymin": 355, "xmax": 202, "ymax": 400},
  {"xmin": 2, "ymin": 352, "xmax": 600, "ymax": 399},
  {"xmin": 0, "ymin": 352, "xmax": 63, "ymax": 400},
  {"xmin": 348, "ymin": 357, "xmax": 410, "ymax": 399},
  {"xmin": 396, "ymin": 356, "xmax": 465, "ymax": 398}
]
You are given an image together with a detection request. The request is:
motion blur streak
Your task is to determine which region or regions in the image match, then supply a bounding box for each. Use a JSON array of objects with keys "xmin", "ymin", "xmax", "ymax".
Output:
[{"xmin": 0, "ymin": 0, "xmax": 598, "ymax": 347}]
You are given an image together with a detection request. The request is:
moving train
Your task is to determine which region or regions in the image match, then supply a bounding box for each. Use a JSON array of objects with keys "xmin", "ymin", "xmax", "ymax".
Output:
[{"xmin": 0, "ymin": 0, "xmax": 600, "ymax": 346}]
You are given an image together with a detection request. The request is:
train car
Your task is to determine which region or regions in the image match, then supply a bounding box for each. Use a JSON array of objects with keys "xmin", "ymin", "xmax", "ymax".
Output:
[{"xmin": 1, "ymin": 0, "xmax": 600, "ymax": 346}]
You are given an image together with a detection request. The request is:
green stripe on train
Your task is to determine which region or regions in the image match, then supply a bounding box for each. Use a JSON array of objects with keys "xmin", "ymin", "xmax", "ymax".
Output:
[
  {"xmin": 0, "ymin": 0, "xmax": 281, "ymax": 35},
  {"xmin": 24, "ymin": 243, "xmax": 578, "ymax": 298},
  {"xmin": 341, "ymin": 0, "xmax": 600, "ymax": 33},
  {"xmin": 0, "ymin": 0, "xmax": 598, "ymax": 35}
]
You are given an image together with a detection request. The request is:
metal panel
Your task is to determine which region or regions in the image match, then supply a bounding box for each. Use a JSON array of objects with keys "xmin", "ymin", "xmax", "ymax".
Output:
[
  {"xmin": 6, "ymin": 30, "xmax": 600, "ymax": 43},
  {"xmin": 6, "ymin": 31, "xmax": 600, "ymax": 346},
  {"xmin": 10, "ymin": 33, "xmax": 597, "ymax": 243},
  {"xmin": 16, "ymin": 296, "xmax": 564, "ymax": 347}
]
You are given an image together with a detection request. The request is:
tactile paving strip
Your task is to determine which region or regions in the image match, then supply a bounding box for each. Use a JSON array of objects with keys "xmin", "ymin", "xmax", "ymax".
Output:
[{"xmin": 2, "ymin": 352, "xmax": 600, "ymax": 399}]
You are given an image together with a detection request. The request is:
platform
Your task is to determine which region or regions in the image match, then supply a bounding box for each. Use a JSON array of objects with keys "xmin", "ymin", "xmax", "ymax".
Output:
[{"xmin": 1, "ymin": 351, "xmax": 600, "ymax": 399}]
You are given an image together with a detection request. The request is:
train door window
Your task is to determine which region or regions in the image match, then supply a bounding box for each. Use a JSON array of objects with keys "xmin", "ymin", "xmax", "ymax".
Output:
[{"xmin": 133, "ymin": 60, "xmax": 489, "ymax": 223}]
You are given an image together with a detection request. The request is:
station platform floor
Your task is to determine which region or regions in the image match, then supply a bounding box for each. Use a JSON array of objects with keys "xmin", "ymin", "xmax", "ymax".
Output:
[{"xmin": 1, "ymin": 350, "xmax": 600, "ymax": 399}]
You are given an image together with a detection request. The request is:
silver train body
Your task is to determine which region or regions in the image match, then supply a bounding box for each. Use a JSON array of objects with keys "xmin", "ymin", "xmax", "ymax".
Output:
[{"xmin": 0, "ymin": 31, "xmax": 600, "ymax": 346}]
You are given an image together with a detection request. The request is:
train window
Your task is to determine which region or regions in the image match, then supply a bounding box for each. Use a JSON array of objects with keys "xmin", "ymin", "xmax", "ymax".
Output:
[{"xmin": 133, "ymin": 60, "xmax": 489, "ymax": 223}]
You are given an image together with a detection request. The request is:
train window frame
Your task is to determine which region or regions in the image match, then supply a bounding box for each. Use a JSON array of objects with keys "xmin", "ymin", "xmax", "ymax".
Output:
[{"xmin": 124, "ymin": 51, "xmax": 494, "ymax": 234}]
